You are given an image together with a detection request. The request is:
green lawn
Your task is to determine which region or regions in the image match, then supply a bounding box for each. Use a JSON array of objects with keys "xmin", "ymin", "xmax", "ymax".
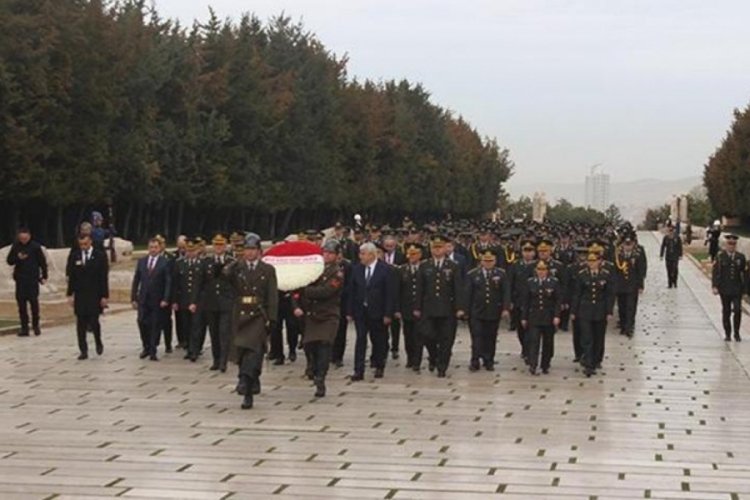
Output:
[{"xmin": 0, "ymin": 319, "xmax": 19, "ymax": 329}]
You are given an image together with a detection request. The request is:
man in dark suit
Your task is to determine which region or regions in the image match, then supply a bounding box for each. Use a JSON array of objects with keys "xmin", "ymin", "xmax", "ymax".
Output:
[
  {"xmin": 131, "ymin": 237, "xmax": 172, "ymax": 360},
  {"xmin": 445, "ymin": 240, "xmax": 468, "ymax": 279},
  {"xmin": 6, "ymin": 227, "xmax": 48, "ymax": 337},
  {"xmin": 347, "ymin": 242, "xmax": 394, "ymax": 381},
  {"xmin": 66, "ymin": 234, "xmax": 109, "ymax": 360}
]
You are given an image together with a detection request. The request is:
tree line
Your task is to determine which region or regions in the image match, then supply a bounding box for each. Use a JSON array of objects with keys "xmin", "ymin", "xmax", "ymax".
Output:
[
  {"xmin": 703, "ymin": 103, "xmax": 750, "ymax": 222},
  {"xmin": 0, "ymin": 0, "xmax": 513, "ymax": 247}
]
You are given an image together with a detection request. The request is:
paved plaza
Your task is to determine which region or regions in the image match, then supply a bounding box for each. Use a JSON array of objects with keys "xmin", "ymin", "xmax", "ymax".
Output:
[{"xmin": 0, "ymin": 232, "xmax": 749, "ymax": 500}]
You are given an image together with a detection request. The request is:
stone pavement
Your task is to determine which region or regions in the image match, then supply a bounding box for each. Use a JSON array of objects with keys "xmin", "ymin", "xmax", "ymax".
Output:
[{"xmin": 0, "ymin": 232, "xmax": 749, "ymax": 500}]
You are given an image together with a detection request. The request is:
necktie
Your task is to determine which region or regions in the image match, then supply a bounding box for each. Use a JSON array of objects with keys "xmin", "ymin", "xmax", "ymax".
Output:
[
  {"xmin": 83, "ymin": 251, "xmax": 88, "ymax": 265},
  {"xmin": 248, "ymin": 261, "xmax": 255, "ymax": 271},
  {"xmin": 148, "ymin": 257, "xmax": 154, "ymax": 272},
  {"xmin": 365, "ymin": 266, "xmax": 371, "ymax": 283},
  {"xmin": 483, "ymin": 269, "xmax": 488, "ymax": 280}
]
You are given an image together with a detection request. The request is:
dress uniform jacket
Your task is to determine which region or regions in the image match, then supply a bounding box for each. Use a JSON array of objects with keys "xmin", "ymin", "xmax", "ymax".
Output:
[
  {"xmin": 171, "ymin": 258, "xmax": 203, "ymax": 308},
  {"xmin": 396, "ymin": 262, "xmax": 422, "ymax": 321},
  {"xmin": 510, "ymin": 260, "xmax": 537, "ymax": 305},
  {"xmin": 202, "ymin": 255, "xmax": 235, "ymax": 311},
  {"xmin": 466, "ymin": 267, "xmax": 510, "ymax": 320},
  {"xmin": 712, "ymin": 250, "xmax": 747, "ymax": 296},
  {"xmin": 224, "ymin": 260, "xmax": 279, "ymax": 351},
  {"xmin": 522, "ymin": 277, "xmax": 562, "ymax": 326},
  {"xmin": 554, "ymin": 245, "xmax": 577, "ymax": 266},
  {"xmin": 660, "ymin": 235, "xmax": 683, "ymax": 261},
  {"xmin": 571, "ymin": 269, "xmax": 615, "ymax": 320},
  {"xmin": 614, "ymin": 250, "xmax": 645, "ymax": 294},
  {"xmin": 295, "ymin": 263, "xmax": 344, "ymax": 344},
  {"xmin": 415, "ymin": 259, "xmax": 466, "ymax": 317}
]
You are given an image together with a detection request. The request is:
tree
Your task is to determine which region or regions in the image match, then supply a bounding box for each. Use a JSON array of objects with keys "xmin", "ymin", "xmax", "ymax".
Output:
[
  {"xmin": 604, "ymin": 204, "xmax": 623, "ymax": 226},
  {"xmin": 641, "ymin": 204, "xmax": 671, "ymax": 230}
]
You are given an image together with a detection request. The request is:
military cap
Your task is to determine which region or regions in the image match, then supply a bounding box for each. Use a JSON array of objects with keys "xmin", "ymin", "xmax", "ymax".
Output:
[
  {"xmin": 537, "ymin": 238, "xmax": 554, "ymax": 252},
  {"xmin": 587, "ymin": 252, "xmax": 601, "ymax": 262},
  {"xmin": 370, "ymin": 224, "xmax": 381, "ymax": 232},
  {"xmin": 212, "ymin": 233, "xmax": 228, "ymax": 245},
  {"xmin": 244, "ymin": 232, "xmax": 261, "ymax": 249},
  {"xmin": 621, "ymin": 233, "xmax": 635, "ymax": 244},
  {"xmin": 305, "ymin": 229, "xmax": 321, "ymax": 239},
  {"xmin": 91, "ymin": 211, "xmax": 103, "ymax": 221},
  {"xmin": 536, "ymin": 260, "xmax": 548, "ymax": 271},
  {"xmin": 576, "ymin": 246, "xmax": 590, "ymax": 255},
  {"xmin": 725, "ymin": 233, "xmax": 739, "ymax": 241},
  {"xmin": 353, "ymin": 227, "xmax": 363, "ymax": 235},
  {"xmin": 520, "ymin": 239, "xmax": 536, "ymax": 251},
  {"xmin": 408, "ymin": 226, "xmax": 421, "ymax": 235},
  {"xmin": 185, "ymin": 238, "xmax": 198, "ymax": 251},
  {"xmin": 322, "ymin": 239, "xmax": 340, "ymax": 253},
  {"xmin": 334, "ymin": 221, "xmax": 344, "ymax": 229},
  {"xmin": 431, "ymin": 234, "xmax": 449, "ymax": 247},
  {"xmin": 480, "ymin": 250, "xmax": 496, "ymax": 262},
  {"xmin": 405, "ymin": 243, "xmax": 422, "ymax": 257}
]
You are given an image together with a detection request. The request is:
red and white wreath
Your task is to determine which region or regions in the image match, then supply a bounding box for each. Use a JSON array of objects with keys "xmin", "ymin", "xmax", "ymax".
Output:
[{"xmin": 262, "ymin": 241, "xmax": 324, "ymax": 291}]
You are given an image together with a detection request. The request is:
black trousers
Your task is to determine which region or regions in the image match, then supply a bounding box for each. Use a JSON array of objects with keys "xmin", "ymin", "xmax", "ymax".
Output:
[
  {"xmin": 331, "ymin": 302, "xmax": 348, "ymax": 363},
  {"xmin": 421, "ymin": 316, "xmax": 457, "ymax": 373},
  {"xmin": 16, "ymin": 292, "xmax": 40, "ymax": 333},
  {"xmin": 572, "ymin": 317, "xmax": 583, "ymax": 360},
  {"xmin": 159, "ymin": 307, "xmax": 173, "ymax": 348},
  {"xmin": 137, "ymin": 303, "xmax": 162, "ymax": 356},
  {"xmin": 388, "ymin": 318, "xmax": 401, "ymax": 353},
  {"xmin": 205, "ymin": 310, "xmax": 232, "ymax": 368},
  {"xmin": 270, "ymin": 297, "xmax": 300, "ymax": 360},
  {"xmin": 402, "ymin": 318, "xmax": 420, "ymax": 367},
  {"xmin": 527, "ymin": 324, "xmax": 555, "ymax": 370},
  {"xmin": 305, "ymin": 341, "xmax": 331, "ymax": 379},
  {"xmin": 353, "ymin": 314, "xmax": 387, "ymax": 375},
  {"xmin": 720, "ymin": 294, "xmax": 742, "ymax": 336},
  {"xmin": 469, "ymin": 318, "xmax": 500, "ymax": 366},
  {"xmin": 579, "ymin": 318, "xmax": 607, "ymax": 370},
  {"xmin": 617, "ymin": 292, "xmax": 638, "ymax": 334},
  {"xmin": 76, "ymin": 314, "xmax": 101, "ymax": 354},
  {"xmin": 174, "ymin": 308, "xmax": 191, "ymax": 348},
  {"xmin": 666, "ymin": 259, "xmax": 679, "ymax": 287},
  {"xmin": 559, "ymin": 307, "xmax": 571, "ymax": 332},
  {"xmin": 237, "ymin": 346, "xmax": 264, "ymax": 380}
]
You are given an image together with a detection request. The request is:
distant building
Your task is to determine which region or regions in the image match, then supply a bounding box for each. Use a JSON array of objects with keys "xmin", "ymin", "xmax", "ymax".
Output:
[{"xmin": 585, "ymin": 167, "xmax": 610, "ymax": 212}]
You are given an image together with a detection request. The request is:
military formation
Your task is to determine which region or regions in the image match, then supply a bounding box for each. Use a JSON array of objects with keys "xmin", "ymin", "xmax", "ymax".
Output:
[{"xmin": 6, "ymin": 216, "xmax": 750, "ymax": 410}]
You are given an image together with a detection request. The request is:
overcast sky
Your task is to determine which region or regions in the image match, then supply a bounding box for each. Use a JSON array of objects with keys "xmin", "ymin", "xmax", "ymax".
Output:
[{"xmin": 155, "ymin": 0, "xmax": 750, "ymax": 186}]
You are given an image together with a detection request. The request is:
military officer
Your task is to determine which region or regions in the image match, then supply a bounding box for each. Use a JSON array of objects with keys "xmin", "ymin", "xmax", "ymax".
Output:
[
  {"xmin": 469, "ymin": 227, "xmax": 497, "ymax": 268},
  {"xmin": 292, "ymin": 240, "xmax": 344, "ymax": 398},
  {"xmin": 223, "ymin": 233, "xmax": 278, "ymax": 409},
  {"xmin": 570, "ymin": 252, "xmax": 615, "ymax": 377},
  {"xmin": 414, "ymin": 234, "xmax": 466, "ymax": 378},
  {"xmin": 614, "ymin": 233, "xmax": 645, "ymax": 337},
  {"xmin": 509, "ymin": 240, "xmax": 537, "ymax": 360},
  {"xmin": 171, "ymin": 239, "xmax": 203, "ymax": 359},
  {"xmin": 394, "ymin": 243, "xmax": 425, "ymax": 371},
  {"xmin": 711, "ymin": 233, "xmax": 747, "ymax": 342},
  {"xmin": 465, "ymin": 250, "xmax": 510, "ymax": 371},
  {"xmin": 194, "ymin": 234, "xmax": 235, "ymax": 371},
  {"xmin": 331, "ymin": 246, "xmax": 353, "ymax": 368},
  {"xmin": 660, "ymin": 225, "xmax": 683, "ymax": 288},
  {"xmin": 521, "ymin": 260, "xmax": 562, "ymax": 375},
  {"xmin": 570, "ymin": 246, "xmax": 590, "ymax": 362}
]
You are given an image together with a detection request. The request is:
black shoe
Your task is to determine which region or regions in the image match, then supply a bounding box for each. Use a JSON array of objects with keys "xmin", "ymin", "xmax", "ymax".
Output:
[
  {"xmin": 209, "ymin": 364, "xmax": 220, "ymax": 371},
  {"xmin": 251, "ymin": 378, "xmax": 261, "ymax": 395},
  {"xmin": 412, "ymin": 365, "xmax": 421, "ymax": 373},
  {"xmin": 149, "ymin": 354, "xmax": 159, "ymax": 361},
  {"xmin": 542, "ymin": 367, "xmax": 549, "ymax": 374},
  {"xmin": 469, "ymin": 361, "xmax": 480, "ymax": 372},
  {"xmin": 305, "ymin": 367, "xmax": 314, "ymax": 380},
  {"xmin": 189, "ymin": 355, "xmax": 198, "ymax": 362},
  {"xmin": 273, "ymin": 358, "xmax": 284, "ymax": 366},
  {"xmin": 33, "ymin": 327, "xmax": 41, "ymax": 336},
  {"xmin": 391, "ymin": 351, "xmax": 399, "ymax": 360},
  {"xmin": 96, "ymin": 343, "xmax": 104, "ymax": 356},
  {"xmin": 334, "ymin": 360, "xmax": 344, "ymax": 368},
  {"xmin": 241, "ymin": 392, "xmax": 253, "ymax": 410},
  {"xmin": 219, "ymin": 365, "xmax": 227, "ymax": 373},
  {"xmin": 573, "ymin": 356, "xmax": 581, "ymax": 363},
  {"xmin": 529, "ymin": 367, "xmax": 538, "ymax": 376},
  {"xmin": 77, "ymin": 352, "xmax": 88, "ymax": 360},
  {"xmin": 314, "ymin": 378, "xmax": 326, "ymax": 398},
  {"xmin": 428, "ymin": 363, "xmax": 436, "ymax": 372},
  {"xmin": 17, "ymin": 331, "xmax": 29, "ymax": 337},
  {"xmin": 288, "ymin": 351, "xmax": 297, "ymax": 362},
  {"xmin": 166, "ymin": 346, "xmax": 173, "ymax": 354},
  {"xmin": 725, "ymin": 334, "xmax": 732, "ymax": 342},
  {"xmin": 140, "ymin": 350, "xmax": 149, "ymax": 359},
  {"xmin": 437, "ymin": 370, "xmax": 447, "ymax": 378},
  {"xmin": 235, "ymin": 380, "xmax": 247, "ymax": 395},
  {"xmin": 484, "ymin": 364, "xmax": 495, "ymax": 372},
  {"xmin": 350, "ymin": 373, "xmax": 364, "ymax": 382},
  {"xmin": 735, "ymin": 334, "xmax": 742, "ymax": 342},
  {"xmin": 374, "ymin": 368, "xmax": 384, "ymax": 379}
]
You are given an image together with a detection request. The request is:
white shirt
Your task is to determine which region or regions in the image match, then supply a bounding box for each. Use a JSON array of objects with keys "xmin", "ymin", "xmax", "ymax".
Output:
[{"xmin": 366, "ymin": 261, "xmax": 377, "ymax": 280}]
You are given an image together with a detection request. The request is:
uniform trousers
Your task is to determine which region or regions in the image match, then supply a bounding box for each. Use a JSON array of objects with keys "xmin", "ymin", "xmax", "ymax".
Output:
[
  {"xmin": 579, "ymin": 318, "xmax": 607, "ymax": 370},
  {"xmin": 720, "ymin": 294, "xmax": 742, "ymax": 336},
  {"xmin": 527, "ymin": 324, "xmax": 555, "ymax": 370},
  {"xmin": 421, "ymin": 316, "xmax": 457, "ymax": 373},
  {"xmin": 469, "ymin": 318, "xmax": 500, "ymax": 367}
]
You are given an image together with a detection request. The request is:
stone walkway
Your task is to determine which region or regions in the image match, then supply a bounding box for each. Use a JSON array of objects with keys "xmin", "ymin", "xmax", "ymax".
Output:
[{"xmin": 0, "ymin": 232, "xmax": 749, "ymax": 499}]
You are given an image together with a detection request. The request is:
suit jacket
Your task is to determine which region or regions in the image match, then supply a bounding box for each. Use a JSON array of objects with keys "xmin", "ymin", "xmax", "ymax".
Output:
[
  {"xmin": 383, "ymin": 249, "xmax": 406, "ymax": 266},
  {"xmin": 67, "ymin": 247, "xmax": 109, "ymax": 316},
  {"xmin": 7, "ymin": 240, "xmax": 48, "ymax": 295},
  {"xmin": 131, "ymin": 254, "xmax": 172, "ymax": 307},
  {"xmin": 347, "ymin": 260, "xmax": 394, "ymax": 320},
  {"xmin": 447, "ymin": 252, "xmax": 468, "ymax": 279}
]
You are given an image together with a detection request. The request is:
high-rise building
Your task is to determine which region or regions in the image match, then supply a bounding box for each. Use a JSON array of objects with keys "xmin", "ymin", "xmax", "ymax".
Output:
[{"xmin": 585, "ymin": 166, "xmax": 610, "ymax": 212}]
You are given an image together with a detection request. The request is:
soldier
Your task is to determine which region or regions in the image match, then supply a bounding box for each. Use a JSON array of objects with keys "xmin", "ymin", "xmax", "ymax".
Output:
[
  {"xmin": 414, "ymin": 235, "xmax": 466, "ymax": 378},
  {"xmin": 711, "ymin": 234, "xmax": 747, "ymax": 342},
  {"xmin": 469, "ymin": 227, "xmax": 496, "ymax": 268},
  {"xmin": 223, "ymin": 233, "xmax": 278, "ymax": 409},
  {"xmin": 171, "ymin": 239, "xmax": 203, "ymax": 360},
  {"xmin": 660, "ymin": 225, "xmax": 683, "ymax": 288},
  {"xmin": 382, "ymin": 233, "xmax": 406, "ymax": 360},
  {"xmin": 570, "ymin": 246, "xmax": 590, "ymax": 362},
  {"xmin": 394, "ymin": 243, "xmax": 425, "ymax": 371},
  {"xmin": 706, "ymin": 221, "xmax": 722, "ymax": 262},
  {"xmin": 292, "ymin": 240, "xmax": 344, "ymax": 397},
  {"xmin": 521, "ymin": 260, "xmax": 562, "ymax": 375},
  {"xmin": 6, "ymin": 227, "xmax": 48, "ymax": 337},
  {"xmin": 66, "ymin": 234, "xmax": 109, "ymax": 359},
  {"xmin": 571, "ymin": 252, "xmax": 615, "ymax": 377},
  {"xmin": 614, "ymin": 234, "xmax": 645, "ymax": 337},
  {"xmin": 331, "ymin": 247, "xmax": 353, "ymax": 368},
  {"xmin": 465, "ymin": 250, "xmax": 510, "ymax": 371},
  {"xmin": 156, "ymin": 235, "xmax": 176, "ymax": 353},
  {"xmin": 496, "ymin": 232, "xmax": 517, "ymax": 271},
  {"xmin": 509, "ymin": 240, "xmax": 537, "ymax": 360},
  {"xmin": 200, "ymin": 233, "xmax": 236, "ymax": 371}
]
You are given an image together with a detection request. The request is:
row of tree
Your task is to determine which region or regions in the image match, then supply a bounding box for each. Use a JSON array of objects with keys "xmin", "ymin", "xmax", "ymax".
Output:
[
  {"xmin": 703, "ymin": 104, "xmax": 750, "ymax": 221},
  {"xmin": 499, "ymin": 196, "xmax": 622, "ymax": 226},
  {"xmin": 0, "ymin": 0, "xmax": 513, "ymax": 247}
]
